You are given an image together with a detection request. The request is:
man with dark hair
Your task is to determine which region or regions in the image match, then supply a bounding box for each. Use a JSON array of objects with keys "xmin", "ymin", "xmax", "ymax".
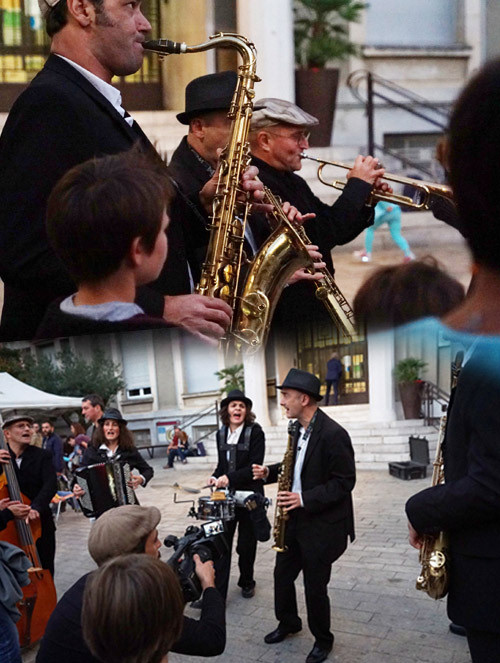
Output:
[
  {"xmin": 0, "ymin": 0, "xmax": 270, "ymax": 343},
  {"xmin": 36, "ymin": 505, "xmax": 226, "ymax": 662},
  {"xmin": 253, "ymin": 368, "xmax": 356, "ymax": 663},
  {"xmin": 41, "ymin": 420, "xmax": 64, "ymax": 473},
  {"xmin": 0, "ymin": 415, "xmax": 58, "ymax": 576},
  {"xmin": 81, "ymin": 394, "xmax": 104, "ymax": 441},
  {"xmin": 37, "ymin": 150, "xmax": 174, "ymax": 337}
]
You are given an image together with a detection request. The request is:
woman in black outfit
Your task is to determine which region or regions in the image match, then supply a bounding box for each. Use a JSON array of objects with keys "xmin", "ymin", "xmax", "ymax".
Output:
[
  {"xmin": 73, "ymin": 409, "xmax": 153, "ymax": 500},
  {"xmin": 207, "ymin": 390, "xmax": 265, "ymax": 601}
]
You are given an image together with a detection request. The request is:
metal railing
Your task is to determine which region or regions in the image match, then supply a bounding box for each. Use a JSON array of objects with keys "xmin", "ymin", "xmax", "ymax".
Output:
[
  {"xmin": 421, "ymin": 380, "xmax": 449, "ymax": 427},
  {"xmin": 347, "ymin": 70, "xmax": 450, "ymax": 179}
]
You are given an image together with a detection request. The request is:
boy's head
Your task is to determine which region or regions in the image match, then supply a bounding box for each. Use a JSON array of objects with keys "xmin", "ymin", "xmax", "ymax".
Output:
[{"xmin": 46, "ymin": 148, "xmax": 173, "ymax": 287}]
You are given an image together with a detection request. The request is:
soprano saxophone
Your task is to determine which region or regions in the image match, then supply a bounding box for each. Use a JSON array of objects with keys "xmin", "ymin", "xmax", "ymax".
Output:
[
  {"xmin": 144, "ymin": 34, "xmax": 313, "ymax": 351},
  {"xmin": 272, "ymin": 419, "xmax": 297, "ymax": 553}
]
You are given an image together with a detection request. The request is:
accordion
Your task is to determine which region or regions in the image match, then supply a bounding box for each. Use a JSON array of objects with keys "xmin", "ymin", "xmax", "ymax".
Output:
[{"xmin": 75, "ymin": 461, "xmax": 139, "ymax": 518}]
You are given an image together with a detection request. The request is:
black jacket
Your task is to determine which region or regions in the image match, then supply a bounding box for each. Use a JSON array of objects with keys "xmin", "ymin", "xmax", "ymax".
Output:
[
  {"xmin": 36, "ymin": 573, "xmax": 226, "ymax": 662},
  {"xmin": 80, "ymin": 445, "xmax": 154, "ymax": 487},
  {"xmin": 268, "ymin": 409, "xmax": 355, "ymax": 561},
  {"xmin": 0, "ymin": 55, "xmax": 207, "ymax": 341},
  {"xmin": 406, "ymin": 347, "xmax": 500, "ymax": 631},
  {"xmin": 212, "ymin": 422, "xmax": 265, "ymax": 494}
]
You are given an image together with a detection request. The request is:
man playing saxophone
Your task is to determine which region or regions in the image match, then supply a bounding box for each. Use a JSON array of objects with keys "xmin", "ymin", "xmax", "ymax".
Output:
[{"xmin": 252, "ymin": 368, "xmax": 355, "ymax": 663}]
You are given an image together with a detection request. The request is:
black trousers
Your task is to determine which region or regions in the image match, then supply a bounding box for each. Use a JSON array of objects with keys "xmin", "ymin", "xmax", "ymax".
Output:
[
  {"xmin": 274, "ymin": 516, "xmax": 336, "ymax": 650},
  {"xmin": 215, "ymin": 507, "xmax": 257, "ymax": 599},
  {"xmin": 37, "ymin": 522, "xmax": 56, "ymax": 577},
  {"xmin": 467, "ymin": 629, "xmax": 500, "ymax": 663}
]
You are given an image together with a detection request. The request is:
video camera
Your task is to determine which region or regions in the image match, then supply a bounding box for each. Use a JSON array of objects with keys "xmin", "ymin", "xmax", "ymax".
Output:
[{"xmin": 164, "ymin": 519, "xmax": 228, "ymax": 602}]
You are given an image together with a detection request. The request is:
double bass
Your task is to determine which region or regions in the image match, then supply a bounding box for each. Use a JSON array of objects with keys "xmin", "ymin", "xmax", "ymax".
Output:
[{"xmin": 0, "ymin": 429, "xmax": 57, "ymax": 647}]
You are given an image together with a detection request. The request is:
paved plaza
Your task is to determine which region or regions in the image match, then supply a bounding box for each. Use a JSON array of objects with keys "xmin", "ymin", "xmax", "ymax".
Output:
[{"xmin": 22, "ymin": 459, "xmax": 470, "ymax": 663}]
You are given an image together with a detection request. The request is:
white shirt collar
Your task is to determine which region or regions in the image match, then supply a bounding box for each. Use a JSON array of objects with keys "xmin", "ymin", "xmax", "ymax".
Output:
[
  {"xmin": 227, "ymin": 423, "xmax": 244, "ymax": 444},
  {"xmin": 55, "ymin": 54, "xmax": 133, "ymax": 126}
]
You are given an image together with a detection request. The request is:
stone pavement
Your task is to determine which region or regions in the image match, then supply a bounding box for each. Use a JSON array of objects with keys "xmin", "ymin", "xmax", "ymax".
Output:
[{"xmin": 22, "ymin": 458, "xmax": 470, "ymax": 663}]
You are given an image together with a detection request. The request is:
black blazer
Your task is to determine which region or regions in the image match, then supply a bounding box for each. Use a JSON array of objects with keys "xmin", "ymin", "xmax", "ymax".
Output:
[
  {"xmin": 406, "ymin": 347, "xmax": 500, "ymax": 631},
  {"xmin": 5, "ymin": 445, "xmax": 57, "ymax": 534},
  {"xmin": 81, "ymin": 445, "xmax": 154, "ymax": 487},
  {"xmin": 0, "ymin": 55, "xmax": 206, "ymax": 340},
  {"xmin": 212, "ymin": 422, "xmax": 265, "ymax": 494},
  {"xmin": 268, "ymin": 409, "xmax": 355, "ymax": 560}
]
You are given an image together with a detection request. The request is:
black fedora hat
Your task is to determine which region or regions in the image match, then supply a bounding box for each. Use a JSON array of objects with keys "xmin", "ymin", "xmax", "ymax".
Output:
[
  {"xmin": 220, "ymin": 389, "xmax": 252, "ymax": 410},
  {"xmin": 98, "ymin": 408, "xmax": 127, "ymax": 426},
  {"xmin": 277, "ymin": 368, "xmax": 322, "ymax": 401},
  {"xmin": 176, "ymin": 71, "xmax": 238, "ymax": 125}
]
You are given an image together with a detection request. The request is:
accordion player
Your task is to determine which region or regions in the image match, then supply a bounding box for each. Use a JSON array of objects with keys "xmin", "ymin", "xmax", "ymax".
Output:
[{"xmin": 75, "ymin": 461, "xmax": 139, "ymax": 518}]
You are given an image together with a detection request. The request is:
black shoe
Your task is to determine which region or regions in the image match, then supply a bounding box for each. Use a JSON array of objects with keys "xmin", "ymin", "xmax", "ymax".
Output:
[
  {"xmin": 264, "ymin": 625, "xmax": 301, "ymax": 644},
  {"xmin": 305, "ymin": 645, "xmax": 332, "ymax": 663},
  {"xmin": 241, "ymin": 585, "xmax": 255, "ymax": 598},
  {"xmin": 449, "ymin": 622, "xmax": 467, "ymax": 637}
]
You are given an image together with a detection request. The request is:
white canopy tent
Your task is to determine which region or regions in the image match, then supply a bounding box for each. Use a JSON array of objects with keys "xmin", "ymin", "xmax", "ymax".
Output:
[{"xmin": 0, "ymin": 372, "xmax": 82, "ymax": 421}]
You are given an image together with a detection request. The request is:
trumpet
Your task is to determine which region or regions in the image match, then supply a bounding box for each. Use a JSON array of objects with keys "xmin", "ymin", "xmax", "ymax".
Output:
[{"xmin": 301, "ymin": 152, "xmax": 454, "ymax": 210}]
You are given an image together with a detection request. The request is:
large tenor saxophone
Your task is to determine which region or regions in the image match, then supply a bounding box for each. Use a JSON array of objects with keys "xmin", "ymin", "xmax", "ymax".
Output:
[
  {"xmin": 272, "ymin": 420, "xmax": 297, "ymax": 553},
  {"xmin": 144, "ymin": 34, "xmax": 313, "ymax": 351}
]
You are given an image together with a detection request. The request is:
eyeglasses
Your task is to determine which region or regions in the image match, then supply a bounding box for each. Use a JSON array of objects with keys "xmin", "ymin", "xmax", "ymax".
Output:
[{"xmin": 265, "ymin": 130, "xmax": 311, "ymax": 145}]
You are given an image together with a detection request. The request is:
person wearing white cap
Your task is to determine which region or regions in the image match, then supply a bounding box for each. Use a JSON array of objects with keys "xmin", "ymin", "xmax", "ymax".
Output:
[
  {"xmin": 36, "ymin": 505, "xmax": 226, "ymax": 662},
  {"xmin": 0, "ymin": 415, "xmax": 57, "ymax": 576},
  {"xmin": 0, "ymin": 0, "xmax": 272, "ymax": 344},
  {"xmin": 249, "ymin": 98, "xmax": 388, "ymax": 327}
]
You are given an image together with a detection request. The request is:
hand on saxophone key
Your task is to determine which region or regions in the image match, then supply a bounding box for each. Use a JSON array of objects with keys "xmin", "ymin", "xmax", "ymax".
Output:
[
  {"xmin": 252, "ymin": 464, "xmax": 269, "ymax": 480},
  {"xmin": 281, "ymin": 200, "xmax": 316, "ymax": 226},
  {"xmin": 277, "ymin": 491, "xmax": 302, "ymax": 512},
  {"xmin": 288, "ymin": 244, "xmax": 326, "ymax": 285},
  {"xmin": 163, "ymin": 294, "xmax": 232, "ymax": 346}
]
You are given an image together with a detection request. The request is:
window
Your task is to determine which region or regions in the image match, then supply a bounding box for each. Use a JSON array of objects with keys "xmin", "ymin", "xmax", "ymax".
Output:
[{"xmin": 120, "ymin": 332, "xmax": 152, "ymax": 400}]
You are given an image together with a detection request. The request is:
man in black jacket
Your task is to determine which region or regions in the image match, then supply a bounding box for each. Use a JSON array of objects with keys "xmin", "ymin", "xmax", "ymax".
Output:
[
  {"xmin": 253, "ymin": 369, "xmax": 356, "ymax": 663},
  {"xmin": 36, "ymin": 504, "xmax": 226, "ymax": 662},
  {"xmin": 249, "ymin": 99, "xmax": 387, "ymax": 326},
  {"xmin": 0, "ymin": 415, "xmax": 58, "ymax": 575},
  {"xmin": 0, "ymin": 0, "xmax": 256, "ymax": 342}
]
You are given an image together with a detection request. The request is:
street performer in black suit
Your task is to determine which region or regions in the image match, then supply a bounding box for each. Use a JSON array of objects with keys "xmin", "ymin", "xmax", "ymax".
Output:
[
  {"xmin": 0, "ymin": 0, "xmax": 264, "ymax": 342},
  {"xmin": 253, "ymin": 369, "xmax": 355, "ymax": 663},
  {"xmin": 207, "ymin": 389, "xmax": 265, "ymax": 601},
  {"xmin": 0, "ymin": 415, "xmax": 58, "ymax": 576}
]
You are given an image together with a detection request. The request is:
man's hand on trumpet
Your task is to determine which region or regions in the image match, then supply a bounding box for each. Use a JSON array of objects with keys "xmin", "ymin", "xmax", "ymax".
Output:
[{"xmin": 347, "ymin": 155, "xmax": 393, "ymax": 195}]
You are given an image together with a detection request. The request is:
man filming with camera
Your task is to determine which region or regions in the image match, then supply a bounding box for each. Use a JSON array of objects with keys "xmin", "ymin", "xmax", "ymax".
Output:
[{"xmin": 36, "ymin": 505, "xmax": 226, "ymax": 662}]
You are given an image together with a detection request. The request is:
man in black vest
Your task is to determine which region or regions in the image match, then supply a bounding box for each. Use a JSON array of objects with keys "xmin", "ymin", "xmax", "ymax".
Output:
[
  {"xmin": 253, "ymin": 369, "xmax": 355, "ymax": 663},
  {"xmin": 0, "ymin": 415, "xmax": 57, "ymax": 576}
]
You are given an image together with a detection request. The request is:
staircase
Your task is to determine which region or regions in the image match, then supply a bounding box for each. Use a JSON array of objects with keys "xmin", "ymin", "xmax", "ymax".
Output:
[{"xmin": 161, "ymin": 403, "xmax": 438, "ymax": 471}]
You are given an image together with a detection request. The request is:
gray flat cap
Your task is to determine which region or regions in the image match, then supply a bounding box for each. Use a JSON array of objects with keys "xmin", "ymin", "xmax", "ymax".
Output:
[
  {"xmin": 251, "ymin": 98, "xmax": 319, "ymax": 130},
  {"xmin": 2, "ymin": 415, "xmax": 35, "ymax": 430}
]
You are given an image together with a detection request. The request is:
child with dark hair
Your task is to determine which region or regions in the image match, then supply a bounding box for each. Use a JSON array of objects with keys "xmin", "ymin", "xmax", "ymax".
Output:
[{"xmin": 36, "ymin": 149, "xmax": 173, "ymax": 338}]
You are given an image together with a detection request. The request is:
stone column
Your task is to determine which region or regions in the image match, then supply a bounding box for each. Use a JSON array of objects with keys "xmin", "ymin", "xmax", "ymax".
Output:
[
  {"xmin": 367, "ymin": 328, "xmax": 397, "ymax": 422},
  {"xmin": 236, "ymin": 0, "xmax": 295, "ymax": 101},
  {"xmin": 243, "ymin": 349, "xmax": 271, "ymax": 426}
]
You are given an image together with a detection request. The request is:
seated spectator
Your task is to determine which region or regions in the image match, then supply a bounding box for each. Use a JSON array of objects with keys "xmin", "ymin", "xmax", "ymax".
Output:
[
  {"xmin": 353, "ymin": 256, "xmax": 465, "ymax": 330},
  {"xmin": 164, "ymin": 426, "xmax": 189, "ymax": 469},
  {"xmin": 82, "ymin": 554, "xmax": 184, "ymax": 663},
  {"xmin": 36, "ymin": 505, "xmax": 226, "ymax": 663},
  {"xmin": 36, "ymin": 149, "xmax": 173, "ymax": 339}
]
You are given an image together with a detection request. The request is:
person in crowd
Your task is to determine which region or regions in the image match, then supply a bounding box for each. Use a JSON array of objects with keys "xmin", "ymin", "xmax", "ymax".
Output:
[
  {"xmin": 164, "ymin": 426, "xmax": 189, "ymax": 469},
  {"xmin": 0, "ymin": 535, "xmax": 31, "ymax": 663},
  {"xmin": 41, "ymin": 420, "xmax": 64, "ymax": 473},
  {"xmin": 206, "ymin": 389, "xmax": 265, "ymax": 601},
  {"xmin": 253, "ymin": 368, "xmax": 355, "ymax": 663},
  {"xmin": 30, "ymin": 422, "xmax": 43, "ymax": 448},
  {"xmin": 353, "ymin": 257, "xmax": 465, "ymax": 330},
  {"xmin": 36, "ymin": 504, "xmax": 226, "ymax": 662},
  {"xmin": 248, "ymin": 98, "xmax": 388, "ymax": 327},
  {"xmin": 81, "ymin": 394, "xmax": 104, "ymax": 441},
  {"xmin": 354, "ymin": 201, "xmax": 415, "ymax": 263},
  {"xmin": 73, "ymin": 408, "xmax": 153, "ymax": 506},
  {"xmin": 168, "ymin": 71, "xmax": 326, "ymax": 290},
  {"xmin": 325, "ymin": 352, "xmax": 343, "ymax": 405},
  {"xmin": 404, "ymin": 58, "xmax": 500, "ymax": 663},
  {"xmin": 0, "ymin": 415, "xmax": 57, "ymax": 576},
  {"xmin": 0, "ymin": 0, "xmax": 269, "ymax": 343},
  {"xmin": 36, "ymin": 150, "xmax": 174, "ymax": 338},
  {"xmin": 82, "ymin": 554, "xmax": 184, "ymax": 663}
]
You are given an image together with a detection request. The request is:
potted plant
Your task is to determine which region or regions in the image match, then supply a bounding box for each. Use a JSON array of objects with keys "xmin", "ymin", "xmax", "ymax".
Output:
[
  {"xmin": 294, "ymin": 0, "xmax": 366, "ymax": 146},
  {"xmin": 394, "ymin": 358, "xmax": 427, "ymax": 420}
]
